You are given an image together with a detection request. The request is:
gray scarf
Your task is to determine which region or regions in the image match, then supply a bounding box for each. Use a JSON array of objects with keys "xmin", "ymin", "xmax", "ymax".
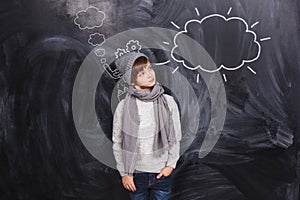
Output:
[{"xmin": 121, "ymin": 82, "xmax": 177, "ymax": 176}]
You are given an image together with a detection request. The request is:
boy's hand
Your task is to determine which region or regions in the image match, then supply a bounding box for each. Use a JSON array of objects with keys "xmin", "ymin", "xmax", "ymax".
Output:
[
  {"xmin": 122, "ymin": 175, "xmax": 136, "ymax": 192},
  {"xmin": 156, "ymin": 166, "xmax": 174, "ymax": 179}
]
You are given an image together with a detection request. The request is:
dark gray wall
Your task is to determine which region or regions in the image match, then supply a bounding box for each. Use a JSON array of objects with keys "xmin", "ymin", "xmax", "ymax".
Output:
[{"xmin": 1, "ymin": 0, "xmax": 300, "ymax": 199}]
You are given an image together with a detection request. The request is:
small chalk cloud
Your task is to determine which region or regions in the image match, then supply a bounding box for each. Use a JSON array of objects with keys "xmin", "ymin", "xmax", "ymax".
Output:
[
  {"xmin": 94, "ymin": 48, "xmax": 105, "ymax": 57},
  {"xmin": 100, "ymin": 58, "xmax": 106, "ymax": 63},
  {"xmin": 74, "ymin": 6, "xmax": 105, "ymax": 30},
  {"xmin": 88, "ymin": 33, "xmax": 105, "ymax": 46},
  {"xmin": 171, "ymin": 14, "xmax": 261, "ymax": 73}
]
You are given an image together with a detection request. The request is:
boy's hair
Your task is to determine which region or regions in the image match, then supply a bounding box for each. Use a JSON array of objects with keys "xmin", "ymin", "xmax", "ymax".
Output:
[{"xmin": 131, "ymin": 56, "xmax": 149, "ymax": 84}]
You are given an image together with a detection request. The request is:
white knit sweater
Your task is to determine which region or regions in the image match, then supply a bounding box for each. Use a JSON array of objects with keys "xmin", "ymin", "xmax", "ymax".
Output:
[{"xmin": 112, "ymin": 94, "xmax": 182, "ymax": 176}]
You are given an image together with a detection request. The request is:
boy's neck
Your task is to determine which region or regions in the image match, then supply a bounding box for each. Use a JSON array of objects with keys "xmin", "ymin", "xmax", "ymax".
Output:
[{"xmin": 134, "ymin": 85, "xmax": 153, "ymax": 91}]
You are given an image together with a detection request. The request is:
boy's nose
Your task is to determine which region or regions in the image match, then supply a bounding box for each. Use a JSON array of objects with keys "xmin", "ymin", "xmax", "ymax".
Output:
[{"xmin": 146, "ymin": 71, "xmax": 152, "ymax": 77}]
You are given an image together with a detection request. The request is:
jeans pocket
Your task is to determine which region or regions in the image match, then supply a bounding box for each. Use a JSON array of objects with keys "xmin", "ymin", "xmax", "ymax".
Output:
[
  {"xmin": 154, "ymin": 175, "xmax": 171, "ymax": 190},
  {"xmin": 156, "ymin": 174, "xmax": 171, "ymax": 181},
  {"xmin": 160, "ymin": 173, "xmax": 172, "ymax": 178}
]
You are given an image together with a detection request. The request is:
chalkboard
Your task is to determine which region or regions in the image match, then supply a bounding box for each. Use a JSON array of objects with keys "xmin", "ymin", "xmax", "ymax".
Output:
[{"xmin": 1, "ymin": 0, "xmax": 300, "ymax": 199}]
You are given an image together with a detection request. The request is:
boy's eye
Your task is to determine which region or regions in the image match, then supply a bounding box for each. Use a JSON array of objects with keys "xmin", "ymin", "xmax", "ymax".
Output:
[{"xmin": 137, "ymin": 65, "xmax": 152, "ymax": 77}]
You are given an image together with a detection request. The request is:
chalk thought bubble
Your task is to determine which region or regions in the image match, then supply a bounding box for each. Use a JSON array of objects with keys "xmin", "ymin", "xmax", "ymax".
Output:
[
  {"xmin": 88, "ymin": 33, "xmax": 105, "ymax": 46},
  {"xmin": 74, "ymin": 6, "xmax": 105, "ymax": 30},
  {"xmin": 171, "ymin": 14, "xmax": 261, "ymax": 73}
]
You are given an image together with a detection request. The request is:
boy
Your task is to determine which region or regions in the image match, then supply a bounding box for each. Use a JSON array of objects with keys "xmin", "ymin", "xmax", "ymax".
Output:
[{"xmin": 112, "ymin": 51, "xmax": 182, "ymax": 200}]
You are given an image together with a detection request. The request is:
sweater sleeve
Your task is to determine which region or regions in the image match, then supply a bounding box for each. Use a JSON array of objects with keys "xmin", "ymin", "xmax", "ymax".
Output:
[
  {"xmin": 166, "ymin": 96, "xmax": 182, "ymax": 169},
  {"xmin": 112, "ymin": 100, "xmax": 128, "ymax": 177}
]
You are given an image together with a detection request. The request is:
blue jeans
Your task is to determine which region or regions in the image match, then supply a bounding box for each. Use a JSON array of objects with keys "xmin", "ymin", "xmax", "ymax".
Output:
[{"xmin": 128, "ymin": 171, "xmax": 172, "ymax": 200}]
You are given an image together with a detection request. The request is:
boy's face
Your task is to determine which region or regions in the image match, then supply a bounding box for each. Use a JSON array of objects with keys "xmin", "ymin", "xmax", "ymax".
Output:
[{"xmin": 132, "ymin": 60, "xmax": 156, "ymax": 90}]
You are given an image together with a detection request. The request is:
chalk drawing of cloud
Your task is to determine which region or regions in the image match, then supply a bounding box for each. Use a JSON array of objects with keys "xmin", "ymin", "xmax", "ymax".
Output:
[
  {"xmin": 171, "ymin": 14, "xmax": 261, "ymax": 73},
  {"xmin": 94, "ymin": 48, "xmax": 105, "ymax": 57},
  {"xmin": 74, "ymin": 6, "xmax": 105, "ymax": 30},
  {"xmin": 88, "ymin": 33, "xmax": 105, "ymax": 46}
]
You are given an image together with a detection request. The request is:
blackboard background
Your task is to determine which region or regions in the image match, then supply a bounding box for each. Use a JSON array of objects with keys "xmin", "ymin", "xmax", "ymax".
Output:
[{"xmin": 1, "ymin": 0, "xmax": 300, "ymax": 199}]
